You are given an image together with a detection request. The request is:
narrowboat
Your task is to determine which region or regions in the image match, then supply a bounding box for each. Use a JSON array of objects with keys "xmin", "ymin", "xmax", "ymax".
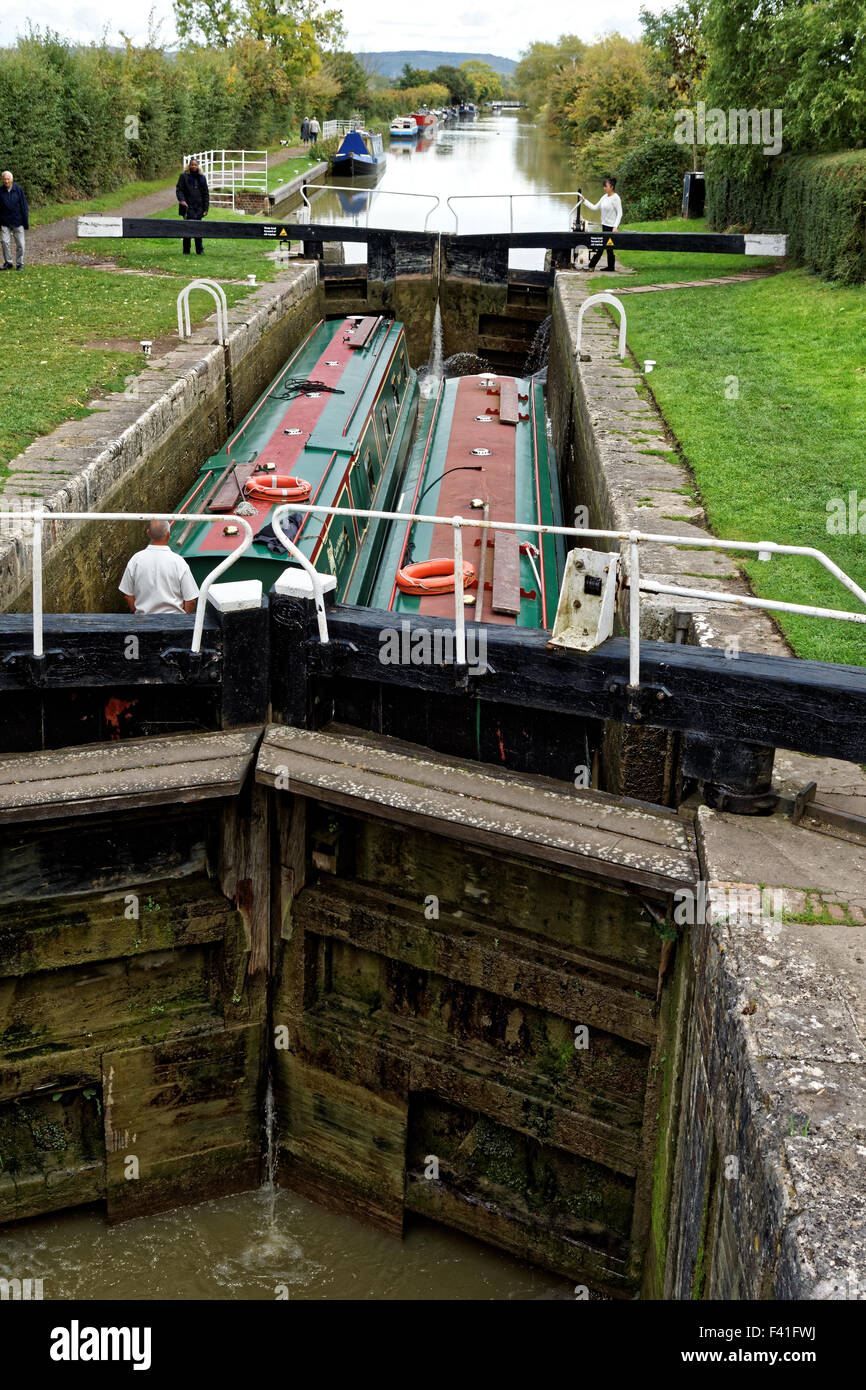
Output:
[
  {"xmin": 367, "ymin": 373, "xmax": 566, "ymax": 628},
  {"xmin": 389, "ymin": 116, "xmax": 418, "ymax": 138},
  {"xmin": 411, "ymin": 108, "xmax": 438, "ymax": 129},
  {"xmin": 170, "ymin": 315, "xmax": 418, "ymax": 601},
  {"xmin": 330, "ymin": 129, "xmax": 386, "ymax": 177}
]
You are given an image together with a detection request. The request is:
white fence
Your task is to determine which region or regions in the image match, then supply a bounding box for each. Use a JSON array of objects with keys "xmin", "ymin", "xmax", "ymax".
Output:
[
  {"xmin": 321, "ymin": 117, "xmax": 362, "ymax": 140},
  {"xmin": 184, "ymin": 150, "xmax": 268, "ymax": 211}
]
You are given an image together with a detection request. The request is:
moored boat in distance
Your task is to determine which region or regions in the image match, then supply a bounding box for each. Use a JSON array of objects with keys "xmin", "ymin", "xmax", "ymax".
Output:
[
  {"xmin": 170, "ymin": 316, "xmax": 418, "ymax": 602},
  {"xmin": 331, "ymin": 128, "xmax": 386, "ymax": 177},
  {"xmin": 389, "ymin": 116, "xmax": 418, "ymax": 138},
  {"xmin": 367, "ymin": 374, "xmax": 565, "ymax": 629},
  {"xmin": 411, "ymin": 107, "xmax": 438, "ymax": 129}
]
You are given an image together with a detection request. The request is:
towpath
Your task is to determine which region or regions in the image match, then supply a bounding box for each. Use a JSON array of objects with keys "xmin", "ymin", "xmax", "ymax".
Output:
[{"xmin": 27, "ymin": 144, "xmax": 312, "ymax": 266}]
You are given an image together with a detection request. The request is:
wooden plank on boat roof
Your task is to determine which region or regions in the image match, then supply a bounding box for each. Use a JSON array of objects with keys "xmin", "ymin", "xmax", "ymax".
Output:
[
  {"xmin": 492, "ymin": 530, "xmax": 521, "ymax": 616},
  {"xmin": 0, "ymin": 728, "xmax": 262, "ymax": 823},
  {"xmin": 256, "ymin": 725, "xmax": 697, "ymax": 893},
  {"xmin": 346, "ymin": 316, "xmax": 380, "ymax": 348},
  {"xmin": 499, "ymin": 379, "xmax": 519, "ymax": 425},
  {"xmin": 208, "ymin": 461, "xmax": 258, "ymax": 512}
]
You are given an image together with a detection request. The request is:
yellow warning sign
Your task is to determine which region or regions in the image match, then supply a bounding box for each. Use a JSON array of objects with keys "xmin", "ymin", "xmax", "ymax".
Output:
[
  {"xmin": 606, "ymin": 237, "xmax": 614, "ymax": 246},
  {"xmin": 279, "ymin": 228, "xmax": 288, "ymax": 237}
]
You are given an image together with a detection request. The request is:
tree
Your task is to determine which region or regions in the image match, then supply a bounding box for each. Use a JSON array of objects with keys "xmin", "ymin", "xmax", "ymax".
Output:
[
  {"xmin": 559, "ymin": 36, "xmax": 657, "ymax": 144},
  {"xmin": 640, "ymin": 3, "xmax": 708, "ymax": 108},
  {"xmin": 459, "ymin": 59, "xmax": 503, "ymax": 104},
  {"xmin": 516, "ymin": 36, "xmax": 586, "ymax": 113},
  {"xmin": 430, "ymin": 64, "xmax": 473, "ymax": 105},
  {"xmin": 703, "ymin": 0, "xmax": 866, "ymax": 161},
  {"xmin": 640, "ymin": 3, "xmax": 709, "ymax": 168},
  {"xmin": 397, "ymin": 63, "xmax": 432, "ymax": 90},
  {"xmin": 174, "ymin": 0, "xmax": 344, "ymax": 79},
  {"xmin": 323, "ymin": 51, "xmax": 369, "ymax": 113}
]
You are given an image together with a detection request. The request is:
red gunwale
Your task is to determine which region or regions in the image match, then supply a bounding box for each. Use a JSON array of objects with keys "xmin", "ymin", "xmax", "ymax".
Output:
[{"xmin": 529, "ymin": 385, "xmax": 548, "ymax": 628}]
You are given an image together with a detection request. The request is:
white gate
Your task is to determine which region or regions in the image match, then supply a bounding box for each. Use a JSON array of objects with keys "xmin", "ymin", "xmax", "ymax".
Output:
[{"xmin": 183, "ymin": 150, "xmax": 268, "ymax": 211}]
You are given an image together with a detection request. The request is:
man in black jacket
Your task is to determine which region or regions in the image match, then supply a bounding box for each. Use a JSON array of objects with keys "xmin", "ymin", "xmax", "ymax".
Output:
[
  {"xmin": 175, "ymin": 157, "xmax": 209, "ymax": 256},
  {"xmin": 1, "ymin": 170, "xmax": 28, "ymax": 270}
]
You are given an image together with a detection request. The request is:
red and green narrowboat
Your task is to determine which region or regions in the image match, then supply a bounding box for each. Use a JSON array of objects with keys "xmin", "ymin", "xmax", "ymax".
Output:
[{"xmin": 170, "ymin": 314, "xmax": 418, "ymax": 603}]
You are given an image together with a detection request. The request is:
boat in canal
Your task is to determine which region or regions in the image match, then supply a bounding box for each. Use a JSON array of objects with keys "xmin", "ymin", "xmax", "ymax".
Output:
[
  {"xmin": 411, "ymin": 108, "xmax": 438, "ymax": 129},
  {"xmin": 330, "ymin": 128, "xmax": 386, "ymax": 177},
  {"xmin": 389, "ymin": 116, "xmax": 418, "ymax": 138},
  {"xmin": 170, "ymin": 315, "xmax": 418, "ymax": 602},
  {"xmin": 367, "ymin": 373, "xmax": 565, "ymax": 629}
]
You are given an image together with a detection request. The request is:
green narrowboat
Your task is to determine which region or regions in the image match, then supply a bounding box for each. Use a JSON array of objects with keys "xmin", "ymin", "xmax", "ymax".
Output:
[{"xmin": 170, "ymin": 314, "xmax": 418, "ymax": 602}]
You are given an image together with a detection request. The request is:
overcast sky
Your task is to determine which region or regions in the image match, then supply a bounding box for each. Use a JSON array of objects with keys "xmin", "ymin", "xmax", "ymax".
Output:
[{"xmin": 0, "ymin": 1, "xmax": 667, "ymax": 60}]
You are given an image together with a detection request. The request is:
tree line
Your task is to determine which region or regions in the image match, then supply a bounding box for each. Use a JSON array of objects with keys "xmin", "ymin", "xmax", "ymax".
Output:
[{"xmin": 515, "ymin": 1, "xmax": 866, "ymax": 222}]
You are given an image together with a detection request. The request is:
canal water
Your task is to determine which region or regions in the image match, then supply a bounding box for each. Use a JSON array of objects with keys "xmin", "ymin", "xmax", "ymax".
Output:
[
  {"xmin": 0, "ymin": 113, "xmax": 586, "ymax": 1302},
  {"xmin": 300, "ymin": 112, "xmax": 600, "ymax": 270}
]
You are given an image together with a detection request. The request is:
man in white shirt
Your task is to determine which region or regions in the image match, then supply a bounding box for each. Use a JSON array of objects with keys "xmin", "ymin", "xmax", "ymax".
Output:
[
  {"xmin": 119, "ymin": 519, "xmax": 199, "ymax": 615},
  {"xmin": 579, "ymin": 177, "xmax": 623, "ymax": 272}
]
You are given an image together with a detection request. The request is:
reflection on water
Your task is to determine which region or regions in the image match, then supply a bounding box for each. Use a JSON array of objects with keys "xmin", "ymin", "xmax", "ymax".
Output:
[
  {"xmin": 308, "ymin": 115, "xmax": 603, "ymax": 269},
  {"xmin": 0, "ymin": 1187, "xmax": 572, "ymax": 1300}
]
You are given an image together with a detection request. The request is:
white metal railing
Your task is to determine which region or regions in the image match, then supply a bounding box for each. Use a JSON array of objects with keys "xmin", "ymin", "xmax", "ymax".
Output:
[
  {"xmin": 269, "ymin": 502, "xmax": 866, "ymax": 684},
  {"xmin": 577, "ymin": 293, "xmax": 627, "ymax": 358},
  {"xmin": 447, "ymin": 190, "xmax": 585, "ymax": 233},
  {"xmin": 299, "ymin": 183, "xmax": 440, "ymax": 231},
  {"xmin": 321, "ymin": 118, "xmax": 362, "ymax": 139},
  {"xmin": 185, "ymin": 150, "xmax": 268, "ymax": 212},
  {"xmin": 177, "ymin": 279, "xmax": 229, "ymax": 344},
  {"xmin": 0, "ymin": 511, "xmax": 255, "ymax": 658}
]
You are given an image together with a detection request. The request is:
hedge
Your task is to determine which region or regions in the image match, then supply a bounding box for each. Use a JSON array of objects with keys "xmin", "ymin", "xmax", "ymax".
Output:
[
  {"xmin": 0, "ymin": 35, "xmax": 297, "ymax": 205},
  {"xmin": 706, "ymin": 149, "xmax": 866, "ymax": 283},
  {"xmin": 616, "ymin": 138, "xmax": 691, "ymax": 222}
]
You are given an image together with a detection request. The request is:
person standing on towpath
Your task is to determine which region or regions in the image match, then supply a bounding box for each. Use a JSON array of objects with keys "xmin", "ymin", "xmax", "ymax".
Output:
[
  {"xmin": 176, "ymin": 156, "xmax": 210, "ymax": 256},
  {"xmin": 579, "ymin": 177, "xmax": 623, "ymax": 272},
  {"xmin": 119, "ymin": 520, "xmax": 199, "ymax": 615},
  {"xmin": 309, "ymin": 117, "xmax": 320, "ymax": 145},
  {"xmin": 0, "ymin": 170, "xmax": 28, "ymax": 271},
  {"xmin": 301, "ymin": 116, "xmax": 311, "ymax": 146}
]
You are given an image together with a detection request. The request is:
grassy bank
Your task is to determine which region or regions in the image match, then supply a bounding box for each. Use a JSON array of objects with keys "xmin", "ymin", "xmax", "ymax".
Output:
[
  {"xmin": 0, "ymin": 266, "xmax": 252, "ymax": 472},
  {"xmin": 619, "ymin": 264, "xmax": 866, "ymax": 665}
]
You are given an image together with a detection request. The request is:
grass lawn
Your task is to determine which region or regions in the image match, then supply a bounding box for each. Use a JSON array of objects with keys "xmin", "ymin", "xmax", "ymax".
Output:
[
  {"xmin": 0, "ymin": 265, "xmax": 252, "ymax": 473},
  {"xmin": 584, "ymin": 216, "xmax": 779, "ymax": 290},
  {"xmin": 268, "ymin": 153, "xmax": 327, "ymax": 192},
  {"xmin": 619, "ymin": 264, "xmax": 866, "ymax": 665}
]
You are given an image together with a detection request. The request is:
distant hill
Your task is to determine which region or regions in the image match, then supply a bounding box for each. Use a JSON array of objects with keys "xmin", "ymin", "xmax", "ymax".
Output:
[{"xmin": 356, "ymin": 51, "xmax": 517, "ymax": 80}]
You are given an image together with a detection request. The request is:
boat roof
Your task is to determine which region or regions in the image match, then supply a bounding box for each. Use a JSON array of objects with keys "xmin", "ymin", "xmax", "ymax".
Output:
[
  {"xmin": 173, "ymin": 316, "xmax": 408, "ymax": 569},
  {"xmin": 368, "ymin": 374, "xmax": 564, "ymax": 629}
]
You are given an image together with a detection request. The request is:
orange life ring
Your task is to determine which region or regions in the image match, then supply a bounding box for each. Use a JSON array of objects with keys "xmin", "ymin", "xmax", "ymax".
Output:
[
  {"xmin": 244, "ymin": 474, "xmax": 312, "ymax": 502},
  {"xmin": 396, "ymin": 558, "xmax": 477, "ymax": 595}
]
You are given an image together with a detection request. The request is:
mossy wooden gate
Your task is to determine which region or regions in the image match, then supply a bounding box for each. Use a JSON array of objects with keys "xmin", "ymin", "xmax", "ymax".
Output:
[
  {"xmin": 0, "ymin": 720, "xmax": 695, "ymax": 1294},
  {"xmin": 260, "ymin": 723, "xmax": 697, "ymax": 1294}
]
